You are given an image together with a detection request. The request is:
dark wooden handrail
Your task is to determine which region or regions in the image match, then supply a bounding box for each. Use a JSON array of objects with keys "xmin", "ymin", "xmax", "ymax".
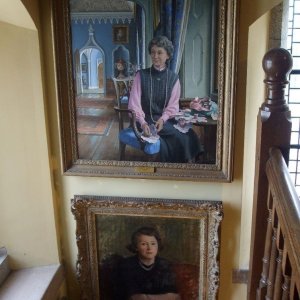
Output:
[{"xmin": 263, "ymin": 148, "xmax": 300, "ymax": 298}]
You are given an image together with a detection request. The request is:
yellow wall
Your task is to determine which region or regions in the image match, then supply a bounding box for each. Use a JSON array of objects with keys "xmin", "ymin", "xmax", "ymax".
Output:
[
  {"xmin": 0, "ymin": 0, "xmax": 284, "ymax": 299},
  {"xmin": 0, "ymin": 0, "xmax": 35, "ymax": 29},
  {"xmin": 0, "ymin": 5, "xmax": 59, "ymax": 269},
  {"xmin": 239, "ymin": 11, "xmax": 271, "ymax": 268}
]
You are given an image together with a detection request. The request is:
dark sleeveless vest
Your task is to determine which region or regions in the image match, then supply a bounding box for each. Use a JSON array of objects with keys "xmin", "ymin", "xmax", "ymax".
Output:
[{"xmin": 139, "ymin": 66, "xmax": 178, "ymax": 121}]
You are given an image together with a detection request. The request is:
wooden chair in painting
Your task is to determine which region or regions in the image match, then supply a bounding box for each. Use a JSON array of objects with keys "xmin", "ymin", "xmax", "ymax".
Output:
[
  {"xmin": 112, "ymin": 76, "xmax": 131, "ymax": 108},
  {"xmin": 112, "ymin": 77, "xmax": 160, "ymax": 160}
]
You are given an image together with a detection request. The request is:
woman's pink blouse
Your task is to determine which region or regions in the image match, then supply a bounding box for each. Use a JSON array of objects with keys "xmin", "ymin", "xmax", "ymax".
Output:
[{"xmin": 128, "ymin": 71, "xmax": 181, "ymax": 126}]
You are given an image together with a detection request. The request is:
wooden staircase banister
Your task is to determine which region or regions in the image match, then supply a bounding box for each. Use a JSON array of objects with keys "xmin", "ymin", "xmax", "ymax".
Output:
[
  {"xmin": 248, "ymin": 48, "xmax": 293, "ymax": 299},
  {"xmin": 266, "ymin": 147, "xmax": 300, "ymax": 294}
]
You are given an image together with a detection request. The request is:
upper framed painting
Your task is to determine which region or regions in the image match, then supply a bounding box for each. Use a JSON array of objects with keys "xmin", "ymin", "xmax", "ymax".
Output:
[{"xmin": 52, "ymin": 0, "xmax": 238, "ymax": 181}]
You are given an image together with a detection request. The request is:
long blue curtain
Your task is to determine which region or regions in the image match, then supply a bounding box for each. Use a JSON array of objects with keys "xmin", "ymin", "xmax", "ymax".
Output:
[
  {"xmin": 136, "ymin": 4, "xmax": 145, "ymax": 69},
  {"xmin": 154, "ymin": 0, "xmax": 191, "ymax": 74}
]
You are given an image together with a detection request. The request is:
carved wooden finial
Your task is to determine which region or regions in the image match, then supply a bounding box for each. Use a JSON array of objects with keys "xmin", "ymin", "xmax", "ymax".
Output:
[{"xmin": 262, "ymin": 48, "xmax": 293, "ymax": 112}]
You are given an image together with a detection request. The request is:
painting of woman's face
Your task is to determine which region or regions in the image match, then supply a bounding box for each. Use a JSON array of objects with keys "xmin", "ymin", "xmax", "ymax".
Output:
[
  {"xmin": 116, "ymin": 62, "xmax": 125, "ymax": 71},
  {"xmin": 150, "ymin": 45, "xmax": 170, "ymax": 69},
  {"xmin": 136, "ymin": 234, "xmax": 158, "ymax": 261}
]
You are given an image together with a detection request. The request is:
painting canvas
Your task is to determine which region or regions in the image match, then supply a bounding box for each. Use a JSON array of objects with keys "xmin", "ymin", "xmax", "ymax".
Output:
[
  {"xmin": 71, "ymin": 195, "xmax": 223, "ymax": 299},
  {"xmin": 113, "ymin": 25, "xmax": 129, "ymax": 44}
]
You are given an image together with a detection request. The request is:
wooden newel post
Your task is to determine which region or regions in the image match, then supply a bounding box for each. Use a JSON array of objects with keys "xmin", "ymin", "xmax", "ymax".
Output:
[
  {"xmin": 262, "ymin": 48, "xmax": 292, "ymax": 113},
  {"xmin": 248, "ymin": 48, "xmax": 293, "ymax": 300}
]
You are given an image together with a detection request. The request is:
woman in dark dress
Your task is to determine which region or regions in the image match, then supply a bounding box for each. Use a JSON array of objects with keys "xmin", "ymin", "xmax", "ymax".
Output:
[
  {"xmin": 128, "ymin": 36, "xmax": 201, "ymax": 163},
  {"xmin": 113, "ymin": 226, "xmax": 180, "ymax": 300}
]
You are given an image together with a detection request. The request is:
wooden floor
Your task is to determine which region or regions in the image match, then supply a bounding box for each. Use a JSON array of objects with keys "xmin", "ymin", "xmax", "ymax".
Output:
[{"xmin": 76, "ymin": 93, "xmax": 151, "ymax": 162}]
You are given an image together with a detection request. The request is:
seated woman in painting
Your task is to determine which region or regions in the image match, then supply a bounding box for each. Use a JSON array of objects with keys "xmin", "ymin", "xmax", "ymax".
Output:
[
  {"xmin": 128, "ymin": 35, "xmax": 201, "ymax": 163},
  {"xmin": 113, "ymin": 226, "xmax": 181, "ymax": 300}
]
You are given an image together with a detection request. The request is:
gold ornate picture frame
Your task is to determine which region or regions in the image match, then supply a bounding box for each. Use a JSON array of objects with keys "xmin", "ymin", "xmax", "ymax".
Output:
[
  {"xmin": 71, "ymin": 195, "xmax": 223, "ymax": 299},
  {"xmin": 52, "ymin": 0, "xmax": 238, "ymax": 182}
]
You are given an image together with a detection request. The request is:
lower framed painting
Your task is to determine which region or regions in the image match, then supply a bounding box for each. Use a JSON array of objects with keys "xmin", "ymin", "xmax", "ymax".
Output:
[{"xmin": 71, "ymin": 195, "xmax": 223, "ymax": 300}]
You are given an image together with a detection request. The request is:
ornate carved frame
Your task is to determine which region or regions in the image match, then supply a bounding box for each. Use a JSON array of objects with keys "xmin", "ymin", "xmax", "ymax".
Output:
[
  {"xmin": 71, "ymin": 195, "xmax": 223, "ymax": 299},
  {"xmin": 52, "ymin": 0, "xmax": 238, "ymax": 181}
]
